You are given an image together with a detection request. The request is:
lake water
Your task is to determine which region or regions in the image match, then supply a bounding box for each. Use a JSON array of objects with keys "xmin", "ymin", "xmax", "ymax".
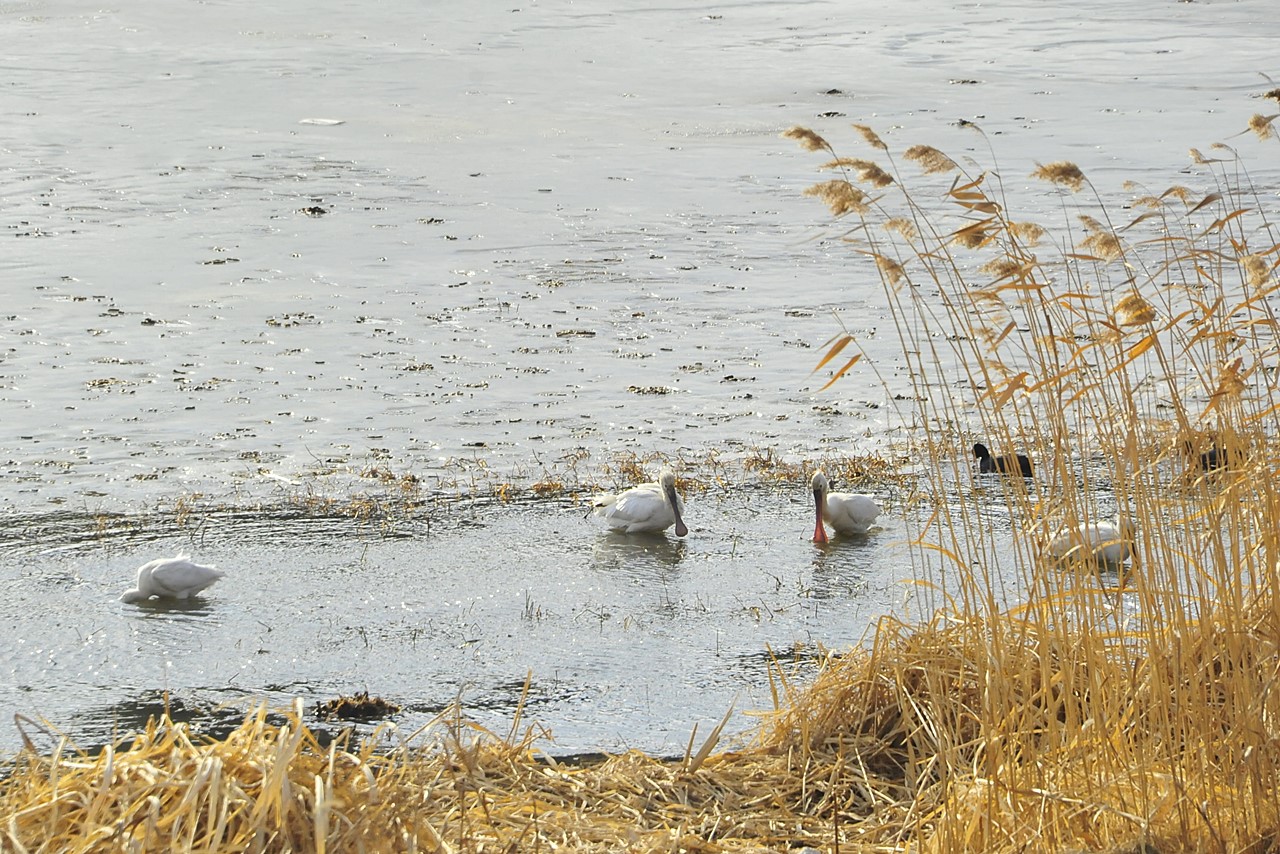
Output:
[{"xmin": 1, "ymin": 0, "xmax": 1275, "ymax": 757}]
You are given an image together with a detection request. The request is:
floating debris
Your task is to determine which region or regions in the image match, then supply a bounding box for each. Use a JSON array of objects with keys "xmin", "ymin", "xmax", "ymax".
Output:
[
  {"xmin": 265, "ymin": 312, "xmax": 318, "ymax": 328},
  {"xmin": 314, "ymin": 691, "xmax": 400, "ymax": 722}
]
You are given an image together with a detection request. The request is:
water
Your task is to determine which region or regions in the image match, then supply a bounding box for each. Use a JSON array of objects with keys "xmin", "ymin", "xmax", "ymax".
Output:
[
  {"xmin": 3, "ymin": 492, "xmax": 928, "ymax": 757},
  {"xmin": 0, "ymin": 0, "xmax": 1275, "ymax": 757}
]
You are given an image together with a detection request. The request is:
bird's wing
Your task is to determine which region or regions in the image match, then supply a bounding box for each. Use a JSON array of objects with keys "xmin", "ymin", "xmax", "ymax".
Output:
[
  {"xmin": 609, "ymin": 485, "xmax": 663, "ymax": 527},
  {"xmin": 828, "ymin": 494, "xmax": 879, "ymax": 527},
  {"xmin": 149, "ymin": 559, "xmax": 220, "ymax": 594}
]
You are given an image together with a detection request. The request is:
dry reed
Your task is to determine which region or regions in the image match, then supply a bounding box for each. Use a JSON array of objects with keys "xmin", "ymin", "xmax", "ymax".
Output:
[{"xmin": 779, "ymin": 103, "xmax": 1280, "ymax": 852}]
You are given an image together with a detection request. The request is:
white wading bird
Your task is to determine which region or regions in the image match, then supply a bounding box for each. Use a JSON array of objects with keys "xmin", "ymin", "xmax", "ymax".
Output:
[
  {"xmin": 1046, "ymin": 519, "xmax": 1136, "ymax": 568},
  {"xmin": 811, "ymin": 471, "xmax": 880, "ymax": 543},
  {"xmin": 120, "ymin": 555, "xmax": 226, "ymax": 603},
  {"xmin": 592, "ymin": 469, "xmax": 688, "ymax": 536}
]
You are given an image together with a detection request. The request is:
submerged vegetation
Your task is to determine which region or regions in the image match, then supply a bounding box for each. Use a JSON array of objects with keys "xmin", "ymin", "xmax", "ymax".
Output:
[{"xmin": 5, "ymin": 100, "xmax": 1280, "ymax": 850}]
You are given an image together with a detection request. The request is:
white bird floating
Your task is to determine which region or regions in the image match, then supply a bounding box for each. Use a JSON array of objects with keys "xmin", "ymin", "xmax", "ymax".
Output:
[
  {"xmin": 811, "ymin": 471, "xmax": 880, "ymax": 543},
  {"xmin": 120, "ymin": 555, "xmax": 225, "ymax": 603},
  {"xmin": 1046, "ymin": 519, "xmax": 1136, "ymax": 568},
  {"xmin": 592, "ymin": 469, "xmax": 688, "ymax": 536}
]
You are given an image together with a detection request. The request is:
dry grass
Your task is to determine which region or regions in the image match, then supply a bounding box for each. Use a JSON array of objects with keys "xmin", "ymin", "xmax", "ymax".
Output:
[
  {"xmin": 775, "ymin": 100, "xmax": 1280, "ymax": 851},
  {"xmin": 0, "ymin": 697, "xmax": 913, "ymax": 852}
]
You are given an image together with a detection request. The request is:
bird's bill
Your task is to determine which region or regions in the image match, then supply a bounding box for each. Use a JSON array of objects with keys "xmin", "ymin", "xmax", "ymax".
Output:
[
  {"xmin": 812, "ymin": 488, "xmax": 829, "ymax": 543},
  {"xmin": 664, "ymin": 480, "xmax": 689, "ymax": 537}
]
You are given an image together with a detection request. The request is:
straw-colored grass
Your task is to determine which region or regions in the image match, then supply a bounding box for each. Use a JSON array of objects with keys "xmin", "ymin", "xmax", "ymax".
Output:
[
  {"xmin": 5, "ymin": 102, "xmax": 1280, "ymax": 851},
  {"xmin": 769, "ymin": 99, "xmax": 1280, "ymax": 852},
  {"xmin": 0, "ymin": 699, "xmax": 911, "ymax": 852}
]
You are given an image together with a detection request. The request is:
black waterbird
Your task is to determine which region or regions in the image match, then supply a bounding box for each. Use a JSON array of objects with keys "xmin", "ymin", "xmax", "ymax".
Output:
[{"xmin": 973, "ymin": 442, "xmax": 1033, "ymax": 477}]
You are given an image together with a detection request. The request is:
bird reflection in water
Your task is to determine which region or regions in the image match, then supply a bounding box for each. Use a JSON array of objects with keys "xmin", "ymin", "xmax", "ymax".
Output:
[
  {"xmin": 129, "ymin": 596, "xmax": 221, "ymax": 622},
  {"xmin": 591, "ymin": 531, "xmax": 688, "ymax": 578},
  {"xmin": 809, "ymin": 523, "xmax": 882, "ymax": 600}
]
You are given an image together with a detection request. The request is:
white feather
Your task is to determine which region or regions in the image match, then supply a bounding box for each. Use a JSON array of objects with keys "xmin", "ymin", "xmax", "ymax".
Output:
[
  {"xmin": 121, "ymin": 555, "xmax": 225, "ymax": 603},
  {"xmin": 592, "ymin": 470, "xmax": 688, "ymax": 536},
  {"xmin": 811, "ymin": 471, "xmax": 880, "ymax": 541},
  {"xmin": 1047, "ymin": 519, "xmax": 1136, "ymax": 568}
]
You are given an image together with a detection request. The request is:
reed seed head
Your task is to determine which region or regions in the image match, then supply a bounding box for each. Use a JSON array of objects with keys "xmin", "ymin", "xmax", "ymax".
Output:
[
  {"xmin": 803, "ymin": 179, "xmax": 869, "ymax": 216},
  {"xmin": 1247, "ymin": 113, "xmax": 1277, "ymax": 140},
  {"xmin": 884, "ymin": 217, "xmax": 918, "ymax": 242},
  {"xmin": 1080, "ymin": 232, "xmax": 1123, "ymax": 261},
  {"xmin": 820, "ymin": 157, "xmax": 895, "ymax": 187},
  {"xmin": 1115, "ymin": 292, "xmax": 1157, "ymax": 326},
  {"xmin": 782, "ymin": 126, "xmax": 830, "ymax": 152},
  {"xmin": 904, "ymin": 144, "xmax": 958, "ymax": 174},
  {"xmin": 952, "ymin": 222, "xmax": 991, "ymax": 249},
  {"xmin": 1240, "ymin": 254, "xmax": 1270, "ymax": 288},
  {"xmin": 874, "ymin": 254, "xmax": 907, "ymax": 287},
  {"xmin": 1032, "ymin": 161, "xmax": 1086, "ymax": 192},
  {"xmin": 1009, "ymin": 221, "xmax": 1047, "ymax": 245},
  {"xmin": 1079, "ymin": 215, "xmax": 1123, "ymax": 261},
  {"xmin": 852, "ymin": 123, "xmax": 889, "ymax": 151},
  {"xmin": 980, "ymin": 257, "xmax": 1031, "ymax": 282}
]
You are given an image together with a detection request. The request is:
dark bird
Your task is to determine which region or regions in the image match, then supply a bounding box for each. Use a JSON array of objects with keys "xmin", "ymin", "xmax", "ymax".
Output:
[
  {"xmin": 973, "ymin": 442, "xmax": 1033, "ymax": 477},
  {"xmin": 1184, "ymin": 440, "xmax": 1238, "ymax": 472}
]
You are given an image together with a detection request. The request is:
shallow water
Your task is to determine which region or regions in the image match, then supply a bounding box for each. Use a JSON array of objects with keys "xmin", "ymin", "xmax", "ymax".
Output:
[
  {"xmin": 3, "ymin": 492, "xmax": 938, "ymax": 757},
  {"xmin": 1, "ymin": 0, "xmax": 1275, "ymax": 756}
]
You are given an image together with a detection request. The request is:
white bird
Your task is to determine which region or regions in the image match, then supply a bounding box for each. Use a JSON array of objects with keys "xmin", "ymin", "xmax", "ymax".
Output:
[
  {"xmin": 592, "ymin": 469, "xmax": 688, "ymax": 536},
  {"xmin": 120, "ymin": 555, "xmax": 225, "ymax": 603},
  {"xmin": 1047, "ymin": 519, "xmax": 1136, "ymax": 568},
  {"xmin": 811, "ymin": 471, "xmax": 880, "ymax": 543}
]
